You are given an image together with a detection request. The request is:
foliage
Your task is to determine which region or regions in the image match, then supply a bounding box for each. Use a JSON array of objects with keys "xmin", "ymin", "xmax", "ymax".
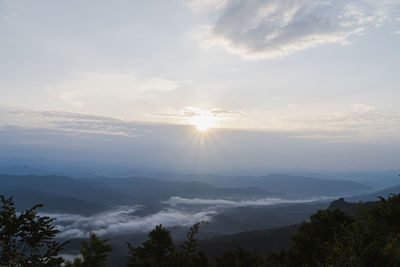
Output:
[
  {"xmin": 214, "ymin": 247, "xmax": 264, "ymax": 267},
  {"xmin": 126, "ymin": 194, "xmax": 400, "ymax": 267},
  {"xmin": 177, "ymin": 221, "xmax": 210, "ymax": 267},
  {"xmin": 4, "ymin": 192, "xmax": 400, "ymax": 267},
  {"xmin": 266, "ymin": 193, "xmax": 400, "ymax": 267},
  {"xmin": 288, "ymin": 209, "xmax": 355, "ymax": 266},
  {"xmin": 127, "ymin": 222, "xmax": 211, "ymax": 267},
  {"xmin": 348, "ymin": 193, "xmax": 400, "ymax": 266},
  {"xmin": 0, "ymin": 195, "xmax": 67, "ymax": 266},
  {"xmin": 127, "ymin": 224, "xmax": 176, "ymax": 267},
  {"xmin": 65, "ymin": 232, "xmax": 112, "ymax": 267}
]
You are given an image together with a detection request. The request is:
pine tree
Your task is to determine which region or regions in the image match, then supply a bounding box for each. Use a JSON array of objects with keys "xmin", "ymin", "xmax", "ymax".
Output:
[
  {"xmin": 0, "ymin": 195, "xmax": 67, "ymax": 266},
  {"xmin": 127, "ymin": 224, "xmax": 175, "ymax": 267},
  {"xmin": 65, "ymin": 232, "xmax": 112, "ymax": 267}
]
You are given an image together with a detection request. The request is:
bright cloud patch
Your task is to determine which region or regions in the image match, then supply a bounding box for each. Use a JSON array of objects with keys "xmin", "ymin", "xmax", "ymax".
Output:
[
  {"xmin": 2, "ymin": 109, "xmax": 141, "ymax": 137},
  {"xmin": 189, "ymin": 0, "xmax": 230, "ymax": 10},
  {"xmin": 46, "ymin": 196, "xmax": 332, "ymax": 239},
  {"xmin": 47, "ymin": 72, "xmax": 187, "ymax": 108},
  {"xmin": 201, "ymin": 0, "xmax": 396, "ymax": 59},
  {"xmin": 164, "ymin": 196, "xmax": 332, "ymax": 207},
  {"xmin": 46, "ymin": 206, "xmax": 216, "ymax": 239},
  {"xmin": 156, "ymin": 106, "xmax": 244, "ymax": 128}
]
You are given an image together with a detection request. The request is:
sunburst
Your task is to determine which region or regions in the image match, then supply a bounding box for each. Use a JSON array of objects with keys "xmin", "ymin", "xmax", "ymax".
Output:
[{"xmin": 190, "ymin": 114, "xmax": 216, "ymax": 132}]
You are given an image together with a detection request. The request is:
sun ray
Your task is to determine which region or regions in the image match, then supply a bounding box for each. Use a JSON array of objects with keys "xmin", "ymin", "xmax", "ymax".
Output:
[{"xmin": 190, "ymin": 114, "xmax": 216, "ymax": 132}]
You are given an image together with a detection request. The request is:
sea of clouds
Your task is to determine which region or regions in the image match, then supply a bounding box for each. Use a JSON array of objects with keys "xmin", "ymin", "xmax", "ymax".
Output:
[
  {"xmin": 43, "ymin": 196, "xmax": 332, "ymax": 239},
  {"xmin": 163, "ymin": 196, "xmax": 333, "ymax": 207}
]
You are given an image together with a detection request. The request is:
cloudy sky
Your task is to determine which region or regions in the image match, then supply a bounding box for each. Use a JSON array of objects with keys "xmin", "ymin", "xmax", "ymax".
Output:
[{"xmin": 1, "ymin": 0, "xmax": 400, "ymax": 171}]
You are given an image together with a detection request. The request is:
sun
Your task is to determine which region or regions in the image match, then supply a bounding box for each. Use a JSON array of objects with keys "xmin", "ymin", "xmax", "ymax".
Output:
[{"xmin": 190, "ymin": 115, "xmax": 216, "ymax": 132}]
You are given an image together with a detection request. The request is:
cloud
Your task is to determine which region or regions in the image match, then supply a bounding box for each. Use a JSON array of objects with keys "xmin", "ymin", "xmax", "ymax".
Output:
[
  {"xmin": 59, "ymin": 254, "xmax": 81, "ymax": 262},
  {"xmin": 200, "ymin": 0, "xmax": 397, "ymax": 59},
  {"xmin": 44, "ymin": 206, "xmax": 216, "ymax": 239},
  {"xmin": 286, "ymin": 108, "xmax": 400, "ymax": 141},
  {"xmin": 0, "ymin": 107, "xmax": 244, "ymax": 137},
  {"xmin": 156, "ymin": 106, "xmax": 245, "ymax": 127},
  {"xmin": 352, "ymin": 104, "xmax": 375, "ymax": 112},
  {"xmin": 47, "ymin": 72, "xmax": 187, "ymax": 108},
  {"xmin": 311, "ymin": 110, "xmax": 400, "ymax": 133},
  {"xmin": 164, "ymin": 196, "xmax": 332, "ymax": 207},
  {"xmin": 1, "ymin": 107, "xmax": 400, "ymax": 171},
  {"xmin": 188, "ymin": 0, "xmax": 230, "ymax": 10},
  {"xmin": 2, "ymin": 105, "xmax": 400, "ymax": 142},
  {"xmin": 2, "ymin": 106, "xmax": 400, "ymax": 142},
  {"xmin": 46, "ymin": 196, "xmax": 331, "ymax": 239},
  {"xmin": 1, "ymin": 109, "xmax": 144, "ymax": 137},
  {"xmin": 252, "ymin": 103, "xmax": 400, "ymax": 141}
]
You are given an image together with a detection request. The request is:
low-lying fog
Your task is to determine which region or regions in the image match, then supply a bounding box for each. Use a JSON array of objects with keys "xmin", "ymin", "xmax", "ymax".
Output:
[{"xmin": 46, "ymin": 196, "xmax": 333, "ymax": 239}]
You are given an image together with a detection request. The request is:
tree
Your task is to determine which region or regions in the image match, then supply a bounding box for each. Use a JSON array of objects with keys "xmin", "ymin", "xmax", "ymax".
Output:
[
  {"xmin": 0, "ymin": 195, "xmax": 67, "ymax": 266},
  {"xmin": 326, "ymin": 193, "xmax": 400, "ymax": 267},
  {"xmin": 127, "ymin": 224, "xmax": 175, "ymax": 267},
  {"xmin": 265, "ymin": 193, "xmax": 400, "ymax": 267},
  {"xmin": 127, "ymin": 222, "xmax": 211, "ymax": 267},
  {"xmin": 348, "ymin": 193, "xmax": 400, "ymax": 266},
  {"xmin": 265, "ymin": 249, "xmax": 288, "ymax": 267},
  {"xmin": 177, "ymin": 221, "xmax": 209, "ymax": 267},
  {"xmin": 65, "ymin": 232, "xmax": 112, "ymax": 267},
  {"xmin": 214, "ymin": 247, "xmax": 263, "ymax": 267},
  {"xmin": 288, "ymin": 208, "xmax": 355, "ymax": 266}
]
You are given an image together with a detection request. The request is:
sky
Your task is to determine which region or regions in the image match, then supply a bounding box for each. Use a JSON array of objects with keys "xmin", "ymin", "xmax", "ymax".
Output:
[{"xmin": 0, "ymin": 0, "xmax": 400, "ymax": 172}]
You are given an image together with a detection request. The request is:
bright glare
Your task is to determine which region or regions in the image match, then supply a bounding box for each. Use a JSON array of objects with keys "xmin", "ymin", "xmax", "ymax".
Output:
[{"xmin": 190, "ymin": 115, "xmax": 216, "ymax": 131}]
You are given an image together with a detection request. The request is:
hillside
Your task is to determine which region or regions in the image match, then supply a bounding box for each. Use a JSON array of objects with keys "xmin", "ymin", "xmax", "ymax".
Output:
[
  {"xmin": 186, "ymin": 173, "xmax": 372, "ymax": 197},
  {"xmin": 345, "ymin": 184, "xmax": 400, "ymax": 202},
  {"xmin": 6, "ymin": 188, "xmax": 107, "ymax": 215},
  {"xmin": 0, "ymin": 174, "xmax": 284, "ymax": 215},
  {"xmin": 85, "ymin": 176, "xmax": 282, "ymax": 201},
  {"xmin": 0, "ymin": 174, "xmax": 133, "ymax": 206},
  {"xmin": 198, "ymin": 224, "xmax": 299, "ymax": 257}
]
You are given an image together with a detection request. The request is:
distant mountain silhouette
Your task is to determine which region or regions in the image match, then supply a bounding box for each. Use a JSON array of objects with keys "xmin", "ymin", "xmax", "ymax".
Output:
[
  {"xmin": 345, "ymin": 184, "xmax": 400, "ymax": 202},
  {"xmin": 0, "ymin": 174, "xmax": 282, "ymax": 215},
  {"xmin": 6, "ymin": 188, "xmax": 106, "ymax": 215},
  {"xmin": 190, "ymin": 173, "xmax": 372, "ymax": 197},
  {"xmin": 89, "ymin": 176, "xmax": 282, "ymax": 201},
  {"xmin": 0, "ymin": 174, "xmax": 133, "ymax": 207},
  {"xmin": 0, "ymin": 173, "xmax": 376, "ymax": 218}
]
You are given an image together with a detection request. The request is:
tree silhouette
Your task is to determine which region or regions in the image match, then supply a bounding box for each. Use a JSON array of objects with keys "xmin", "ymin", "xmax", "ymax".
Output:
[
  {"xmin": 214, "ymin": 247, "xmax": 263, "ymax": 267},
  {"xmin": 127, "ymin": 224, "xmax": 175, "ymax": 267},
  {"xmin": 65, "ymin": 232, "xmax": 112, "ymax": 267},
  {"xmin": 289, "ymin": 208, "xmax": 355, "ymax": 266},
  {"xmin": 0, "ymin": 195, "xmax": 67, "ymax": 266},
  {"xmin": 5, "ymin": 192, "xmax": 400, "ymax": 267},
  {"xmin": 266, "ymin": 193, "xmax": 400, "ymax": 267},
  {"xmin": 177, "ymin": 221, "xmax": 209, "ymax": 267}
]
